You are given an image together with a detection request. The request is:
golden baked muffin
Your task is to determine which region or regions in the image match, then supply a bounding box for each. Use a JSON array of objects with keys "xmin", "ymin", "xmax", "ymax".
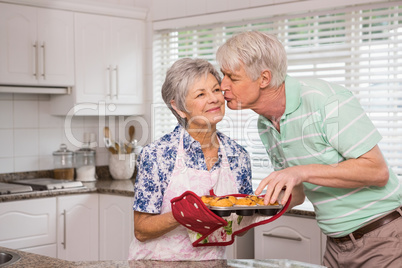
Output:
[
  {"xmin": 256, "ymin": 197, "xmax": 279, "ymax": 206},
  {"xmin": 209, "ymin": 197, "xmax": 234, "ymax": 207},
  {"xmin": 246, "ymin": 195, "xmax": 259, "ymax": 202},
  {"xmin": 226, "ymin": 195, "xmax": 236, "ymax": 204},
  {"xmin": 201, "ymin": 195, "xmax": 215, "ymax": 205},
  {"xmin": 235, "ymin": 198, "xmax": 256, "ymax": 206}
]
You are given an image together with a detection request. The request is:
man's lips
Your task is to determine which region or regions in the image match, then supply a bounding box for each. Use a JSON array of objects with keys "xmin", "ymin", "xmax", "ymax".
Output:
[{"xmin": 224, "ymin": 96, "xmax": 232, "ymax": 102}]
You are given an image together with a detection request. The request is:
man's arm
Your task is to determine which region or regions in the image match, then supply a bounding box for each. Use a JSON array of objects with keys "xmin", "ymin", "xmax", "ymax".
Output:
[{"xmin": 256, "ymin": 145, "xmax": 389, "ymax": 205}]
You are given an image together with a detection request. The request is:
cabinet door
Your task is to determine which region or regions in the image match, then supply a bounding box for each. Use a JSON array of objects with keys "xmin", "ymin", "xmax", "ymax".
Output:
[
  {"xmin": 254, "ymin": 215, "xmax": 323, "ymax": 265},
  {"xmin": 99, "ymin": 194, "xmax": 134, "ymax": 260},
  {"xmin": 111, "ymin": 18, "xmax": 144, "ymax": 104},
  {"xmin": 57, "ymin": 194, "xmax": 99, "ymax": 261},
  {"xmin": 0, "ymin": 198, "xmax": 56, "ymax": 250},
  {"xmin": 75, "ymin": 13, "xmax": 112, "ymax": 103},
  {"xmin": 0, "ymin": 3, "xmax": 37, "ymax": 85},
  {"xmin": 37, "ymin": 8, "xmax": 74, "ymax": 86}
]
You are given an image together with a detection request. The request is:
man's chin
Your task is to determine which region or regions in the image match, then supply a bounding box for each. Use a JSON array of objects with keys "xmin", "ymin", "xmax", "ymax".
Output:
[{"xmin": 227, "ymin": 101, "xmax": 243, "ymax": 110}]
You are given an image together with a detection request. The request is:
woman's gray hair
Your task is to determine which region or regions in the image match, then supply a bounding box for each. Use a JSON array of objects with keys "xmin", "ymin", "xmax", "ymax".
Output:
[
  {"xmin": 216, "ymin": 31, "xmax": 287, "ymax": 88},
  {"xmin": 161, "ymin": 58, "xmax": 221, "ymax": 126}
]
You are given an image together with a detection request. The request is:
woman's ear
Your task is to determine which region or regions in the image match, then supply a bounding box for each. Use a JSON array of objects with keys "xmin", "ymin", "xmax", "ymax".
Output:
[
  {"xmin": 260, "ymin": 70, "xmax": 271, "ymax": 88},
  {"xmin": 170, "ymin": 100, "xmax": 187, "ymax": 119}
]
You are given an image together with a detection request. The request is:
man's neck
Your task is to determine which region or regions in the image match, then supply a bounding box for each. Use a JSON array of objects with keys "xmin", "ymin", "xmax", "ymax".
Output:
[{"xmin": 253, "ymin": 83, "xmax": 286, "ymax": 131}]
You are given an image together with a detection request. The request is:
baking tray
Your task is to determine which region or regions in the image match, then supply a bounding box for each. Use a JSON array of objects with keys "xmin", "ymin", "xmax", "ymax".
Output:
[{"xmin": 208, "ymin": 204, "xmax": 283, "ymax": 217}]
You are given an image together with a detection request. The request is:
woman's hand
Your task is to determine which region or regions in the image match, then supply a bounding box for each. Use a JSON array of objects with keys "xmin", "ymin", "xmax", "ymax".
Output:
[{"xmin": 134, "ymin": 211, "xmax": 180, "ymax": 242}]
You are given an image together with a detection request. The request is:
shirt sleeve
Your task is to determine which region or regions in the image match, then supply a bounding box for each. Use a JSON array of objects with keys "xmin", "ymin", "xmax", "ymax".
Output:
[
  {"xmin": 133, "ymin": 143, "xmax": 165, "ymax": 214},
  {"xmin": 321, "ymin": 90, "xmax": 382, "ymax": 159}
]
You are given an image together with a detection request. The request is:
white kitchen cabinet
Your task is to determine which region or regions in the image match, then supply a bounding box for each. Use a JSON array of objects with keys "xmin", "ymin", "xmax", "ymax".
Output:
[
  {"xmin": 57, "ymin": 194, "xmax": 99, "ymax": 261},
  {"xmin": 0, "ymin": 197, "xmax": 57, "ymax": 258},
  {"xmin": 50, "ymin": 13, "xmax": 145, "ymax": 116},
  {"xmin": 254, "ymin": 215, "xmax": 325, "ymax": 265},
  {"xmin": 99, "ymin": 194, "xmax": 134, "ymax": 260},
  {"xmin": 0, "ymin": 2, "xmax": 74, "ymax": 87}
]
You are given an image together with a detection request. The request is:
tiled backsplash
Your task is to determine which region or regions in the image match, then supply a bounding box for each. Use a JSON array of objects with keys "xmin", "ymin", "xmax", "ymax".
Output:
[{"xmin": 0, "ymin": 93, "xmax": 145, "ymax": 174}]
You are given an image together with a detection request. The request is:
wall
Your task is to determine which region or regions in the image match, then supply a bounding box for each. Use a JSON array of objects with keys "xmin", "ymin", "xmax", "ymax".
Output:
[{"xmin": 0, "ymin": 0, "xmax": 153, "ymax": 174}]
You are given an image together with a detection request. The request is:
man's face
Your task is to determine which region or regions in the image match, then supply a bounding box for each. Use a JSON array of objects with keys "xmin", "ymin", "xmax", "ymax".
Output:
[{"xmin": 220, "ymin": 64, "xmax": 261, "ymax": 110}]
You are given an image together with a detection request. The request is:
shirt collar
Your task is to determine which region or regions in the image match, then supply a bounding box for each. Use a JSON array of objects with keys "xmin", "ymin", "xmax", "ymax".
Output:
[
  {"xmin": 258, "ymin": 75, "xmax": 301, "ymax": 127},
  {"xmin": 283, "ymin": 75, "xmax": 301, "ymax": 118},
  {"xmin": 175, "ymin": 123, "xmax": 230, "ymax": 157}
]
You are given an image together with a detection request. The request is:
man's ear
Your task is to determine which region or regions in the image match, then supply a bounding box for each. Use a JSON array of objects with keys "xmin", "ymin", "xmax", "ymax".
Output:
[
  {"xmin": 260, "ymin": 70, "xmax": 271, "ymax": 88},
  {"xmin": 170, "ymin": 100, "xmax": 187, "ymax": 119}
]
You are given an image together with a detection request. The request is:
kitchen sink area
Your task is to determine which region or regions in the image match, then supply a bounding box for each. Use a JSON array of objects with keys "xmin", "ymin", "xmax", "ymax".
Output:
[{"xmin": 0, "ymin": 250, "xmax": 20, "ymax": 267}]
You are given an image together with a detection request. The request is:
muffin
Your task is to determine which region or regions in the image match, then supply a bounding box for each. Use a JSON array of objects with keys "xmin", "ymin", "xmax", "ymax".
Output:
[
  {"xmin": 226, "ymin": 195, "xmax": 237, "ymax": 204},
  {"xmin": 256, "ymin": 197, "xmax": 279, "ymax": 206},
  {"xmin": 235, "ymin": 198, "xmax": 256, "ymax": 206},
  {"xmin": 246, "ymin": 195, "xmax": 259, "ymax": 202},
  {"xmin": 201, "ymin": 195, "xmax": 215, "ymax": 205},
  {"xmin": 209, "ymin": 197, "xmax": 234, "ymax": 207}
]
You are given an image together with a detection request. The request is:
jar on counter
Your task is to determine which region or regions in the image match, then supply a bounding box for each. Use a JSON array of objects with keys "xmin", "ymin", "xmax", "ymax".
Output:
[
  {"xmin": 53, "ymin": 144, "xmax": 74, "ymax": 180},
  {"xmin": 75, "ymin": 134, "xmax": 97, "ymax": 182}
]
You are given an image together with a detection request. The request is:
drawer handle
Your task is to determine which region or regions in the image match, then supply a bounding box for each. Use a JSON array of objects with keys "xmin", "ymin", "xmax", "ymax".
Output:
[
  {"xmin": 61, "ymin": 210, "xmax": 67, "ymax": 249},
  {"xmin": 41, "ymin": 42, "xmax": 46, "ymax": 80},
  {"xmin": 263, "ymin": 233, "xmax": 302, "ymax": 241}
]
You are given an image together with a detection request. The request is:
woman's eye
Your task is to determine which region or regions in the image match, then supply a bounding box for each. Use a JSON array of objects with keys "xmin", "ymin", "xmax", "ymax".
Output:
[
  {"xmin": 196, "ymin": 93, "xmax": 204, "ymax": 98},
  {"xmin": 214, "ymin": 88, "xmax": 221, "ymax": 93}
]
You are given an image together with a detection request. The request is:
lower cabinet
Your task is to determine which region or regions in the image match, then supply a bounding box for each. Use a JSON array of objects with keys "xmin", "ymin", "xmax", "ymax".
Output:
[
  {"xmin": 57, "ymin": 194, "xmax": 99, "ymax": 261},
  {"xmin": 0, "ymin": 197, "xmax": 57, "ymax": 257},
  {"xmin": 0, "ymin": 193, "xmax": 134, "ymax": 261},
  {"xmin": 254, "ymin": 215, "xmax": 326, "ymax": 265},
  {"xmin": 99, "ymin": 194, "xmax": 134, "ymax": 260}
]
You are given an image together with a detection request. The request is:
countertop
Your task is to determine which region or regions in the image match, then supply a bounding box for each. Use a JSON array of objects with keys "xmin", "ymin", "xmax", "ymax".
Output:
[
  {"xmin": 0, "ymin": 170, "xmax": 315, "ymax": 217},
  {"xmin": 0, "ymin": 246, "xmax": 326, "ymax": 268}
]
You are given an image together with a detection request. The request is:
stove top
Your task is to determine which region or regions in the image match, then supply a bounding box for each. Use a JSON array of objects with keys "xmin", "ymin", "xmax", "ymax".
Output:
[
  {"xmin": 0, "ymin": 182, "xmax": 33, "ymax": 195},
  {"xmin": 12, "ymin": 178, "xmax": 84, "ymax": 191}
]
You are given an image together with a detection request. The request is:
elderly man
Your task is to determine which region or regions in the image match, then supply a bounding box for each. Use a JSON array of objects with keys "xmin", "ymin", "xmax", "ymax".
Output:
[{"xmin": 216, "ymin": 31, "xmax": 402, "ymax": 268}]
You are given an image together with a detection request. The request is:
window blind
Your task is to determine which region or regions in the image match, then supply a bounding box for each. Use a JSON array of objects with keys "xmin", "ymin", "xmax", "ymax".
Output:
[{"xmin": 152, "ymin": 2, "xmax": 402, "ymax": 184}]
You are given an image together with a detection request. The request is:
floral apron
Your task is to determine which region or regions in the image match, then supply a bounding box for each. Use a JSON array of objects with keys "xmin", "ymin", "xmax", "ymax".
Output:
[{"xmin": 128, "ymin": 129, "xmax": 238, "ymax": 260}]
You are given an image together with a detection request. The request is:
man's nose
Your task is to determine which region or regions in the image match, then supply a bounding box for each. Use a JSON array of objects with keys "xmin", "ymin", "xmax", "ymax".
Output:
[{"xmin": 221, "ymin": 76, "xmax": 230, "ymax": 91}]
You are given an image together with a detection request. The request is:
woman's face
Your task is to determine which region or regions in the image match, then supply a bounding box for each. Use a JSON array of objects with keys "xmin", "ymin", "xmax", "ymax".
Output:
[{"xmin": 182, "ymin": 73, "xmax": 225, "ymax": 129}]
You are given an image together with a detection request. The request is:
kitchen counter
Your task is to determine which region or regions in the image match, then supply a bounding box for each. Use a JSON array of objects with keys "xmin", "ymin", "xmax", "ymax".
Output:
[
  {"xmin": 0, "ymin": 246, "xmax": 326, "ymax": 268},
  {"xmin": 0, "ymin": 169, "xmax": 315, "ymax": 217}
]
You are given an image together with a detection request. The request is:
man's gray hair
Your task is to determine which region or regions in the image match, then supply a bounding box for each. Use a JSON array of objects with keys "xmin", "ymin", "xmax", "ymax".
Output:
[
  {"xmin": 161, "ymin": 58, "xmax": 222, "ymax": 126},
  {"xmin": 216, "ymin": 31, "xmax": 287, "ymax": 88}
]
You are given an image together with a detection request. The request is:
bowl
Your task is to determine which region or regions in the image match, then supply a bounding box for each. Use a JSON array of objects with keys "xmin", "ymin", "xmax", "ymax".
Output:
[{"xmin": 108, "ymin": 153, "xmax": 136, "ymax": 180}]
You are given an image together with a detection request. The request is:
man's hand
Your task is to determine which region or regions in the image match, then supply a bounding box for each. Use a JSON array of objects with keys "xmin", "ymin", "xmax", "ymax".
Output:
[{"xmin": 255, "ymin": 166, "xmax": 305, "ymax": 206}]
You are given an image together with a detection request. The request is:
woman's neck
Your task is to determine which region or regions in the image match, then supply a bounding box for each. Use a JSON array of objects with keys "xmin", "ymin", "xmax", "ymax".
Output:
[{"xmin": 186, "ymin": 124, "xmax": 219, "ymax": 150}]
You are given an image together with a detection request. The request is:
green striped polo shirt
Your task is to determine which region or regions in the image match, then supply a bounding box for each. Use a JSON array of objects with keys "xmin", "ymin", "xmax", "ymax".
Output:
[{"xmin": 258, "ymin": 75, "xmax": 401, "ymax": 237}]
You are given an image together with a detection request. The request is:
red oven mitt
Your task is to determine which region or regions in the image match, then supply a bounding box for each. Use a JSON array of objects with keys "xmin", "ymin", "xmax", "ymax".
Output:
[
  {"xmin": 171, "ymin": 191, "xmax": 291, "ymax": 247},
  {"xmin": 171, "ymin": 191, "xmax": 228, "ymax": 236}
]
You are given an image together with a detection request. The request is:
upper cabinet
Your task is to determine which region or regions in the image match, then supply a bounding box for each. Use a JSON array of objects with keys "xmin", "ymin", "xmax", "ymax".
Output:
[
  {"xmin": 0, "ymin": 3, "xmax": 74, "ymax": 87},
  {"xmin": 50, "ymin": 13, "xmax": 145, "ymax": 116}
]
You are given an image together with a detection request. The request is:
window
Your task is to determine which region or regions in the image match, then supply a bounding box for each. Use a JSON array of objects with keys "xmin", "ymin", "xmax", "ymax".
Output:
[{"xmin": 152, "ymin": 2, "xmax": 402, "ymax": 185}]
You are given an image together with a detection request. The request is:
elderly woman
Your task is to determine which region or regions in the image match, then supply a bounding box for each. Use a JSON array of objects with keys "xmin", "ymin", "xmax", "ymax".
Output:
[{"xmin": 128, "ymin": 58, "xmax": 252, "ymax": 260}]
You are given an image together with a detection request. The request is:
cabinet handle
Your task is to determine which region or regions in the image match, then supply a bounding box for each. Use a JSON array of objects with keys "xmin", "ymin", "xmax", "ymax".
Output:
[
  {"xmin": 41, "ymin": 42, "xmax": 46, "ymax": 80},
  {"xmin": 114, "ymin": 65, "xmax": 119, "ymax": 99},
  {"xmin": 107, "ymin": 65, "xmax": 113, "ymax": 98},
  {"xmin": 263, "ymin": 232, "xmax": 302, "ymax": 241},
  {"xmin": 61, "ymin": 210, "xmax": 67, "ymax": 249},
  {"xmin": 33, "ymin": 42, "xmax": 39, "ymax": 79}
]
